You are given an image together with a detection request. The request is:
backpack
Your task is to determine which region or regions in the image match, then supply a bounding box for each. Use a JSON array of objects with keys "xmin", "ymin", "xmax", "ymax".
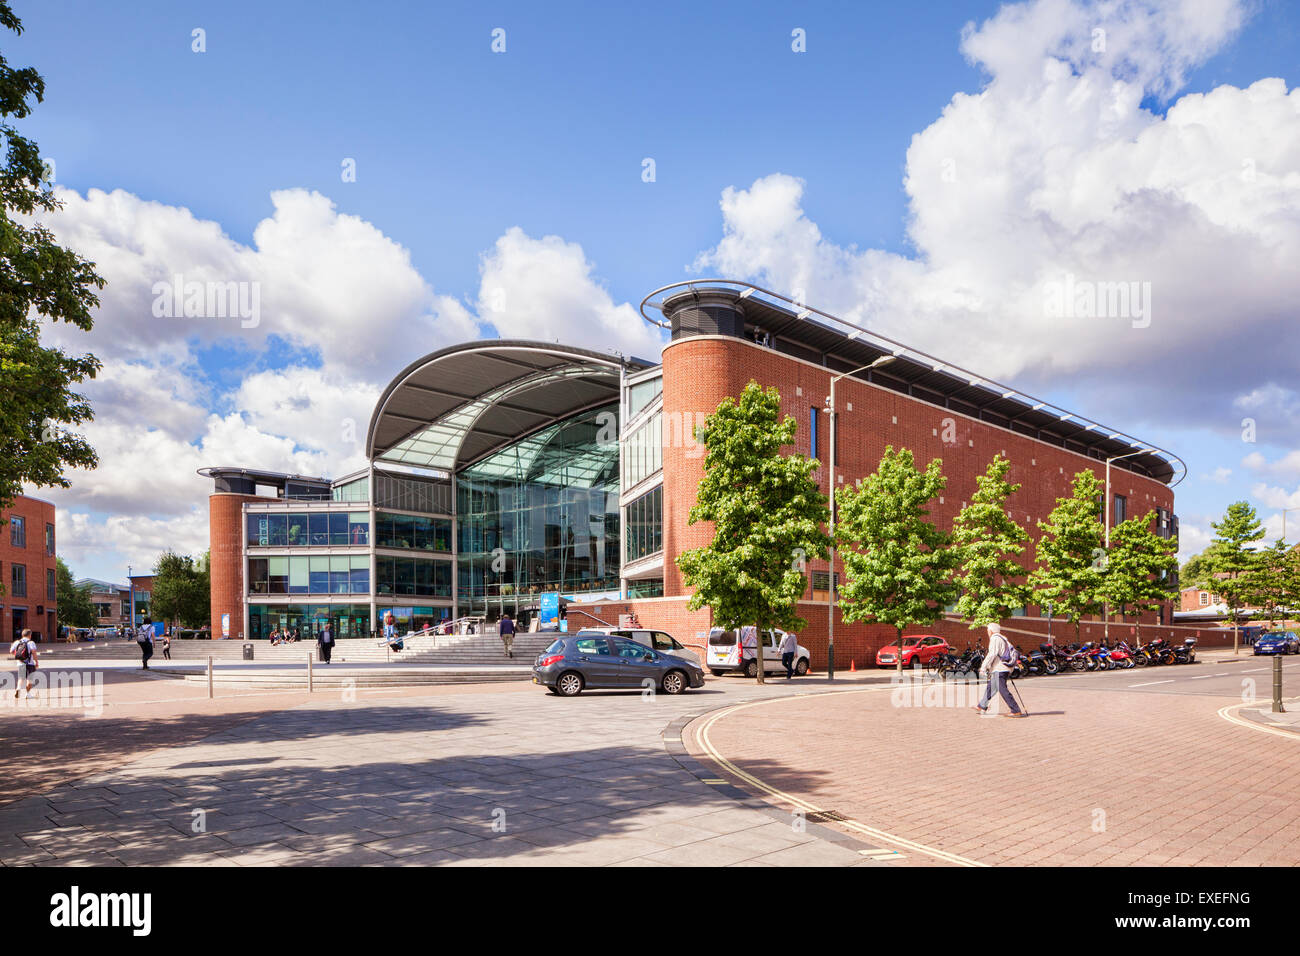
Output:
[
  {"xmin": 13, "ymin": 640, "xmax": 29, "ymax": 662},
  {"xmin": 999, "ymin": 640, "xmax": 1021, "ymax": 665}
]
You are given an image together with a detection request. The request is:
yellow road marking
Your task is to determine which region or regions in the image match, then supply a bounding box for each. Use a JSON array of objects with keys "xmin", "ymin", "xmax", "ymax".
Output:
[
  {"xmin": 1217, "ymin": 699, "xmax": 1300, "ymax": 740},
  {"xmin": 690, "ymin": 687, "xmax": 989, "ymax": 867}
]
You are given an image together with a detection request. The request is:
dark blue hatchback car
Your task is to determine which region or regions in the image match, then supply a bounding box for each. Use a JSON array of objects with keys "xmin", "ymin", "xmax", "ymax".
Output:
[
  {"xmin": 1254, "ymin": 631, "xmax": 1300, "ymax": 655},
  {"xmin": 533, "ymin": 634, "xmax": 706, "ymax": 697}
]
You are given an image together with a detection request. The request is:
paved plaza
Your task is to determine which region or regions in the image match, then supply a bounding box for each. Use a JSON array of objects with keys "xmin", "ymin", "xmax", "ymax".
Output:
[{"xmin": 0, "ymin": 651, "xmax": 1293, "ymax": 867}]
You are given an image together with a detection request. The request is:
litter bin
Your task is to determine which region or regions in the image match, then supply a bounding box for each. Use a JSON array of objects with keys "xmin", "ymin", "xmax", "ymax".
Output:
[{"xmin": 242, "ymin": 642, "xmax": 254, "ymax": 661}]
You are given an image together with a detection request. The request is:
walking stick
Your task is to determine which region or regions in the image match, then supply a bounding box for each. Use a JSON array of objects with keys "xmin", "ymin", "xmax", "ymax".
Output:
[{"xmin": 1009, "ymin": 676, "xmax": 1030, "ymax": 717}]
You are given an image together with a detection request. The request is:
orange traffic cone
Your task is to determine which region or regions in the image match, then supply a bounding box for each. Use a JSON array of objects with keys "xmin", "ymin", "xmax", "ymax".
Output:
[{"xmin": 850, "ymin": 658, "xmax": 856, "ymax": 672}]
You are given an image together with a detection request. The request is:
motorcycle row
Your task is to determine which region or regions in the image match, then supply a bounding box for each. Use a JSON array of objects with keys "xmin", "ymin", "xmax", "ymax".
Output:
[{"xmin": 932, "ymin": 636, "xmax": 1198, "ymax": 679}]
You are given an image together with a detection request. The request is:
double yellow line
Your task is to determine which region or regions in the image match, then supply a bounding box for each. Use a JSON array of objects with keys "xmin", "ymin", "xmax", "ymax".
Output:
[{"xmin": 691, "ymin": 688, "xmax": 988, "ymax": 867}]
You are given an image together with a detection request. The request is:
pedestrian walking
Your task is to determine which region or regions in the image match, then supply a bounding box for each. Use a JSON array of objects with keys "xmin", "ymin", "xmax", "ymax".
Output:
[
  {"xmin": 137, "ymin": 617, "xmax": 155, "ymax": 670},
  {"xmin": 778, "ymin": 629, "xmax": 798, "ymax": 680},
  {"xmin": 161, "ymin": 632, "xmax": 172, "ymax": 660},
  {"xmin": 318, "ymin": 622, "xmax": 334, "ymax": 664},
  {"xmin": 499, "ymin": 611, "xmax": 515, "ymax": 659},
  {"xmin": 10, "ymin": 628, "xmax": 38, "ymax": 699},
  {"xmin": 974, "ymin": 623, "xmax": 1025, "ymax": 718}
]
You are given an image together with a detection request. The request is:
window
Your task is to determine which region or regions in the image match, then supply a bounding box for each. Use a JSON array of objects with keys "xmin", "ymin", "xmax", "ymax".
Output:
[
  {"xmin": 10, "ymin": 516, "xmax": 25, "ymax": 548},
  {"xmin": 1113, "ymin": 494, "xmax": 1127, "ymax": 525},
  {"xmin": 45, "ymin": 523, "xmax": 54, "ymax": 556},
  {"xmin": 624, "ymin": 486, "xmax": 663, "ymax": 564},
  {"xmin": 810, "ymin": 407, "xmax": 818, "ymax": 460},
  {"xmin": 575, "ymin": 637, "xmax": 609, "ymax": 655},
  {"xmin": 12, "ymin": 563, "xmax": 26, "ymax": 598},
  {"xmin": 46, "ymin": 569, "xmax": 56, "ymax": 601},
  {"xmin": 1199, "ymin": 592, "xmax": 1209, "ymax": 607},
  {"xmin": 811, "ymin": 570, "xmax": 839, "ymax": 602}
]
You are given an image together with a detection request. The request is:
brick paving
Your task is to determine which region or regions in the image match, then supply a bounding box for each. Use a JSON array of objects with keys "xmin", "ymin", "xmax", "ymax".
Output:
[
  {"xmin": 0, "ymin": 668, "xmax": 896, "ymax": 867},
  {"xmin": 687, "ymin": 678, "xmax": 1300, "ymax": 866}
]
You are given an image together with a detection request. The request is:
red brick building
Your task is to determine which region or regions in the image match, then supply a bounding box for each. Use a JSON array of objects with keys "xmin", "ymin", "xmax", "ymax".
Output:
[
  {"xmin": 204, "ymin": 281, "xmax": 1184, "ymax": 657},
  {"xmin": 1, "ymin": 495, "xmax": 58, "ymax": 644}
]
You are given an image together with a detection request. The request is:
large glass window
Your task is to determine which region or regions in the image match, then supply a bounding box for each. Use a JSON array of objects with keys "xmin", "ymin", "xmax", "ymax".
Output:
[
  {"xmin": 376, "ymin": 556, "xmax": 452, "ymax": 597},
  {"xmin": 624, "ymin": 410, "xmax": 662, "ymax": 488},
  {"xmin": 457, "ymin": 403, "xmax": 621, "ymax": 615},
  {"xmin": 375, "ymin": 512, "xmax": 452, "ymax": 551},
  {"xmin": 247, "ymin": 510, "xmax": 368, "ymax": 547},
  {"xmin": 252, "ymin": 555, "xmax": 371, "ymax": 595},
  {"xmin": 626, "ymin": 375, "xmax": 662, "ymax": 420},
  {"xmin": 374, "ymin": 474, "xmax": 452, "ymax": 514},
  {"xmin": 10, "ymin": 516, "xmax": 25, "ymax": 549},
  {"xmin": 332, "ymin": 476, "xmax": 369, "ymax": 502},
  {"xmin": 247, "ymin": 604, "xmax": 372, "ymax": 641},
  {"xmin": 624, "ymin": 486, "xmax": 662, "ymax": 564}
]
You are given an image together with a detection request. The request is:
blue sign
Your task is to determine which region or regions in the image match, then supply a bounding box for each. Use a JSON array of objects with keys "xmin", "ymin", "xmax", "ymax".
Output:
[{"xmin": 539, "ymin": 592, "xmax": 560, "ymax": 629}]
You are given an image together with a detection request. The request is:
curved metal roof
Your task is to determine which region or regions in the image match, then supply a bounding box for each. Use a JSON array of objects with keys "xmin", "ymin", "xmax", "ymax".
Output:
[
  {"xmin": 640, "ymin": 280, "xmax": 1186, "ymax": 488},
  {"xmin": 366, "ymin": 341, "xmax": 650, "ymax": 472}
]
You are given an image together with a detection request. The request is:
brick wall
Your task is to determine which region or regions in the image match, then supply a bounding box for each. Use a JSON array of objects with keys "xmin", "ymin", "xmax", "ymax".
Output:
[
  {"xmin": 209, "ymin": 493, "xmax": 269, "ymax": 640},
  {"xmin": 0, "ymin": 495, "xmax": 58, "ymax": 643},
  {"xmin": 658, "ymin": 335, "xmax": 1178, "ymax": 666}
]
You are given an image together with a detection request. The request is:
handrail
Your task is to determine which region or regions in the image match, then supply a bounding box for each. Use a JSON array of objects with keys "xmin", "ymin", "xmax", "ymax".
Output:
[{"xmin": 640, "ymin": 279, "xmax": 1186, "ymax": 488}]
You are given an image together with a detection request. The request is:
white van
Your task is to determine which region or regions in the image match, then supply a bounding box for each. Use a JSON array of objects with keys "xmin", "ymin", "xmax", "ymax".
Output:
[{"xmin": 706, "ymin": 626, "xmax": 811, "ymax": 677}]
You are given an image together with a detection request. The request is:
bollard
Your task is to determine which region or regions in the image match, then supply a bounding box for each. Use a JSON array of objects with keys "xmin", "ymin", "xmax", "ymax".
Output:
[
  {"xmin": 1273, "ymin": 655, "xmax": 1285, "ymax": 714},
  {"xmin": 308, "ymin": 652, "xmax": 314, "ymax": 694},
  {"xmin": 207, "ymin": 656, "xmax": 213, "ymax": 699}
]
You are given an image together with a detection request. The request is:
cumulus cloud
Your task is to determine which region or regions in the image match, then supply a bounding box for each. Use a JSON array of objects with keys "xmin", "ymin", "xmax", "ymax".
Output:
[
  {"xmin": 478, "ymin": 227, "xmax": 664, "ymax": 362},
  {"xmin": 694, "ymin": 0, "xmax": 1299, "ymax": 438}
]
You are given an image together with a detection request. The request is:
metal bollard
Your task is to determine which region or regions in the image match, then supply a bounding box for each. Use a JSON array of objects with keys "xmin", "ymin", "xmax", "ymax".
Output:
[
  {"xmin": 308, "ymin": 652, "xmax": 313, "ymax": 693},
  {"xmin": 207, "ymin": 656, "xmax": 213, "ymax": 699},
  {"xmin": 1273, "ymin": 655, "xmax": 1285, "ymax": 714}
]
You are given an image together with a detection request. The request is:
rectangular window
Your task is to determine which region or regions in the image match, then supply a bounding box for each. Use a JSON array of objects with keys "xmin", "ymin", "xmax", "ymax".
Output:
[
  {"xmin": 45, "ymin": 523, "xmax": 54, "ymax": 556},
  {"xmin": 12, "ymin": 563, "xmax": 26, "ymax": 598},
  {"xmin": 810, "ymin": 407, "xmax": 818, "ymax": 460},
  {"xmin": 1113, "ymin": 494, "xmax": 1127, "ymax": 525},
  {"xmin": 309, "ymin": 555, "xmax": 330, "ymax": 594},
  {"xmin": 1199, "ymin": 592, "xmax": 1208, "ymax": 607},
  {"xmin": 247, "ymin": 558, "xmax": 269, "ymax": 594},
  {"xmin": 811, "ymin": 570, "xmax": 839, "ymax": 602},
  {"xmin": 267, "ymin": 556, "xmax": 288, "ymax": 594},
  {"xmin": 288, "ymin": 556, "xmax": 309, "ymax": 594},
  {"xmin": 10, "ymin": 516, "xmax": 25, "ymax": 549},
  {"xmin": 46, "ymin": 568, "xmax": 56, "ymax": 600}
]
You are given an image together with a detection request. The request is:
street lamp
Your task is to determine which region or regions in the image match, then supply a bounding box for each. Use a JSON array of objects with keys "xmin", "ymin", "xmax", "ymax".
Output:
[
  {"xmin": 1103, "ymin": 447, "xmax": 1153, "ymax": 642},
  {"xmin": 825, "ymin": 354, "xmax": 896, "ymax": 680}
]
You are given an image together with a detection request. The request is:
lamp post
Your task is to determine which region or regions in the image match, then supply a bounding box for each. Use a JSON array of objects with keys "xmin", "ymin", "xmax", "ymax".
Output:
[
  {"xmin": 1103, "ymin": 448, "xmax": 1152, "ymax": 642},
  {"xmin": 825, "ymin": 354, "xmax": 896, "ymax": 680}
]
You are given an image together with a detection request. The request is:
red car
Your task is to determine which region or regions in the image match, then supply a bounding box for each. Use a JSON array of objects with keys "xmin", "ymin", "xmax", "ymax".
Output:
[{"xmin": 875, "ymin": 635, "xmax": 952, "ymax": 668}]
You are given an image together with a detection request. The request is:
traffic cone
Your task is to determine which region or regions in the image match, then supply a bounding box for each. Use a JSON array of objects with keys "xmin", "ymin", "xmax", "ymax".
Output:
[{"xmin": 850, "ymin": 658, "xmax": 856, "ymax": 672}]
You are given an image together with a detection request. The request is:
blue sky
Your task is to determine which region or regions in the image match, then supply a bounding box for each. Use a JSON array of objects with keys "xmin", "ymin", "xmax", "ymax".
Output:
[{"xmin": 10, "ymin": 0, "xmax": 1300, "ymax": 580}]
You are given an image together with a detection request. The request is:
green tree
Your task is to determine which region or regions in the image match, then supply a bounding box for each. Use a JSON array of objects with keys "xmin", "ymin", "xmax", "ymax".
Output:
[
  {"xmin": 0, "ymin": 2, "xmax": 104, "ymax": 517},
  {"xmin": 1029, "ymin": 470, "xmax": 1106, "ymax": 643},
  {"xmin": 1204, "ymin": 501, "xmax": 1266, "ymax": 652},
  {"xmin": 1245, "ymin": 539, "xmax": 1297, "ymax": 628},
  {"xmin": 676, "ymin": 382, "xmax": 830, "ymax": 684},
  {"xmin": 55, "ymin": 557, "xmax": 96, "ymax": 629},
  {"xmin": 1178, "ymin": 546, "xmax": 1219, "ymax": 592},
  {"xmin": 1103, "ymin": 511, "xmax": 1179, "ymax": 641},
  {"xmin": 151, "ymin": 551, "xmax": 210, "ymax": 630},
  {"xmin": 836, "ymin": 446, "xmax": 959, "ymax": 673},
  {"xmin": 951, "ymin": 454, "xmax": 1031, "ymax": 627}
]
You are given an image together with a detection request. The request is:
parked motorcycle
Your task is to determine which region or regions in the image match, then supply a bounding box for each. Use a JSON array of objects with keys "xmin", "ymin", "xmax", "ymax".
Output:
[{"xmin": 1108, "ymin": 641, "xmax": 1137, "ymax": 669}]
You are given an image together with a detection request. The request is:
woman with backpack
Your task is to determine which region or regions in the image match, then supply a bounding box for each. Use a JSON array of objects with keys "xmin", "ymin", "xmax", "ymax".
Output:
[
  {"xmin": 973, "ymin": 623, "xmax": 1026, "ymax": 718},
  {"xmin": 137, "ymin": 617, "xmax": 155, "ymax": 670},
  {"xmin": 10, "ymin": 628, "xmax": 38, "ymax": 699}
]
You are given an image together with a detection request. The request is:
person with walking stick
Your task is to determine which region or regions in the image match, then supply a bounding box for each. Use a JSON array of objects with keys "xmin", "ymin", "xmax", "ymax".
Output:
[{"xmin": 974, "ymin": 623, "xmax": 1026, "ymax": 718}]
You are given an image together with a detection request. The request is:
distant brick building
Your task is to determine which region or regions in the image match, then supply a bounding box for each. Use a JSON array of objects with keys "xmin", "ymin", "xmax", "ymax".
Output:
[{"xmin": 1, "ymin": 495, "xmax": 58, "ymax": 643}]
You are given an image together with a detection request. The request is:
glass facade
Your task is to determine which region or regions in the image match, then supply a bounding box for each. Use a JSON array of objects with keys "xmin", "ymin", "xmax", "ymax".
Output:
[
  {"xmin": 375, "ymin": 474, "xmax": 452, "ymax": 514},
  {"xmin": 247, "ymin": 603, "xmax": 371, "ymax": 640},
  {"xmin": 626, "ymin": 375, "xmax": 662, "ymax": 420},
  {"xmin": 247, "ymin": 511, "xmax": 369, "ymax": 547},
  {"xmin": 248, "ymin": 556, "xmax": 370, "ymax": 595},
  {"xmin": 332, "ymin": 476, "xmax": 369, "ymax": 502},
  {"xmin": 375, "ymin": 512, "xmax": 452, "ymax": 552},
  {"xmin": 624, "ymin": 486, "xmax": 662, "ymax": 564},
  {"xmin": 378, "ymin": 605, "xmax": 451, "ymax": 634},
  {"xmin": 624, "ymin": 410, "xmax": 662, "ymax": 488},
  {"xmin": 375, "ymin": 556, "xmax": 452, "ymax": 597},
  {"xmin": 627, "ymin": 578, "xmax": 664, "ymax": 599},
  {"xmin": 457, "ymin": 404, "xmax": 621, "ymax": 615}
]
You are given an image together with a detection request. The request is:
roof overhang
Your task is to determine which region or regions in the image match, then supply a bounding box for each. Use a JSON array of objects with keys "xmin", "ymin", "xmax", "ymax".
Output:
[
  {"xmin": 366, "ymin": 341, "xmax": 652, "ymax": 472},
  {"xmin": 641, "ymin": 280, "xmax": 1185, "ymax": 488}
]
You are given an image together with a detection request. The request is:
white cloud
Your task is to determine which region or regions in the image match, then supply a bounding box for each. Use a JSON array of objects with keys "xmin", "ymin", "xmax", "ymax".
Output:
[
  {"xmin": 1242, "ymin": 449, "xmax": 1300, "ymax": 482},
  {"xmin": 1202, "ymin": 466, "xmax": 1231, "ymax": 483},
  {"xmin": 478, "ymin": 227, "xmax": 664, "ymax": 362},
  {"xmin": 694, "ymin": 0, "xmax": 1299, "ymax": 437}
]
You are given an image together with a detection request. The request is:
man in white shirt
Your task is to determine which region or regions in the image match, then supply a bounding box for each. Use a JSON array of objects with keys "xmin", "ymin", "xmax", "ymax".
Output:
[
  {"xmin": 10, "ymin": 629, "xmax": 38, "ymax": 699},
  {"xmin": 778, "ymin": 630, "xmax": 799, "ymax": 680},
  {"xmin": 974, "ymin": 623, "xmax": 1025, "ymax": 717},
  {"xmin": 137, "ymin": 617, "xmax": 155, "ymax": 670}
]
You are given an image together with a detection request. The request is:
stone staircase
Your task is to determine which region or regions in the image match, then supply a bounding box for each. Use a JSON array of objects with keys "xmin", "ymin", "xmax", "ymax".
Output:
[{"xmin": 37, "ymin": 630, "xmax": 561, "ymax": 667}]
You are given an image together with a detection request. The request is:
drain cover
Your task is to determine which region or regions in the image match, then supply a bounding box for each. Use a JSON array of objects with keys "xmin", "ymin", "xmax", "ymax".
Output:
[{"xmin": 805, "ymin": 809, "xmax": 848, "ymax": 823}]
